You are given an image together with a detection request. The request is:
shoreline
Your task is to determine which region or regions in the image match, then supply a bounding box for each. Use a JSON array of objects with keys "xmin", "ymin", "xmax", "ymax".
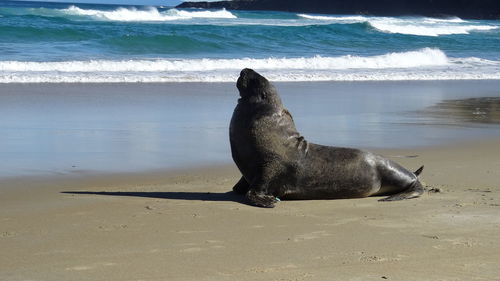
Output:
[
  {"xmin": 0, "ymin": 136, "xmax": 498, "ymax": 187},
  {"xmin": 2, "ymin": 78, "xmax": 500, "ymax": 85},
  {"xmin": 1, "ymin": 137, "xmax": 500, "ymax": 280}
]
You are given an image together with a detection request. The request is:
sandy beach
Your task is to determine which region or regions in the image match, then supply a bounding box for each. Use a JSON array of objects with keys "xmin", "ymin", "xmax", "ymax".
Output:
[
  {"xmin": 1, "ymin": 81, "xmax": 500, "ymax": 280},
  {"xmin": 1, "ymin": 137, "xmax": 500, "ymax": 280}
]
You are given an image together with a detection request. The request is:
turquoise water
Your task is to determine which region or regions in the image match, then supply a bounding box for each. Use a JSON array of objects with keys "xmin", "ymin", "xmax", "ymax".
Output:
[{"xmin": 0, "ymin": 0, "xmax": 499, "ymax": 82}]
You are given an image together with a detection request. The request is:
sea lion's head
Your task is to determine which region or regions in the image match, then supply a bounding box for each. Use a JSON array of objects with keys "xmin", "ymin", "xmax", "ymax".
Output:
[{"xmin": 236, "ymin": 68, "xmax": 282, "ymax": 108}]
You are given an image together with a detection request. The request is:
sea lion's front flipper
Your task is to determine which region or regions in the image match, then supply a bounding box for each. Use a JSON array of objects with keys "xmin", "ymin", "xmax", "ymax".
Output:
[
  {"xmin": 246, "ymin": 189, "xmax": 278, "ymax": 208},
  {"xmin": 245, "ymin": 174, "xmax": 279, "ymax": 208},
  {"xmin": 232, "ymin": 176, "xmax": 250, "ymax": 194}
]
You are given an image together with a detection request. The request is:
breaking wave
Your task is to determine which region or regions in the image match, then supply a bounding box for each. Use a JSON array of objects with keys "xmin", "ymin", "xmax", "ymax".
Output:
[
  {"xmin": 0, "ymin": 48, "xmax": 449, "ymax": 72},
  {"xmin": 297, "ymin": 14, "xmax": 498, "ymax": 36},
  {"xmin": 61, "ymin": 6, "xmax": 236, "ymax": 21},
  {"xmin": 1, "ymin": 48, "xmax": 499, "ymax": 83},
  {"xmin": 14, "ymin": 5, "xmax": 237, "ymax": 22}
]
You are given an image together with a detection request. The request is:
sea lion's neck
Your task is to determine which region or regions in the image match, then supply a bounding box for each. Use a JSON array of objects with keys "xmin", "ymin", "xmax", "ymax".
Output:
[
  {"xmin": 275, "ymin": 108, "xmax": 309, "ymax": 156},
  {"xmin": 283, "ymin": 135, "xmax": 307, "ymax": 156}
]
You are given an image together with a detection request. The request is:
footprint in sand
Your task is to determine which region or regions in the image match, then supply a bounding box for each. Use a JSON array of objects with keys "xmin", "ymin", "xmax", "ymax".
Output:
[
  {"xmin": 247, "ymin": 264, "xmax": 298, "ymax": 273},
  {"xmin": 66, "ymin": 266, "xmax": 93, "ymax": 271},
  {"xmin": 97, "ymin": 224, "xmax": 128, "ymax": 231},
  {"xmin": 358, "ymin": 253, "xmax": 406, "ymax": 263},
  {"xmin": 250, "ymin": 225, "xmax": 265, "ymax": 228},
  {"xmin": 440, "ymin": 237, "xmax": 480, "ymax": 249},
  {"xmin": 180, "ymin": 247, "xmax": 204, "ymax": 253},
  {"xmin": 315, "ymin": 218, "xmax": 360, "ymax": 226},
  {"xmin": 176, "ymin": 230, "xmax": 212, "ymax": 234},
  {"xmin": 205, "ymin": 240, "xmax": 225, "ymax": 249},
  {"xmin": 293, "ymin": 231, "xmax": 331, "ymax": 242},
  {"xmin": 66, "ymin": 263, "xmax": 116, "ymax": 271},
  {"xmin": 1, "ymin": 231, "xmax": 17, "ymax": 238},
  {"xmin": 180, "ymin": 240, "xmax": 225, "ymax": 252}
]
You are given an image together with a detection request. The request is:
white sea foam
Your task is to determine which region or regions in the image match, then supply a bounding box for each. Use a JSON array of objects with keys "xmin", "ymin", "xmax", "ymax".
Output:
[
  {"xmin": 62, "ymin": 6, "xmax": 236, "ymax": 21},
  {"xmin": 1, "ymin": 48, "xmax": 499, "ymax": 83},
  {"xmin": 298, "ymin": 14, "xmax": 368, "ymax": 23},
  {"xmin": 297, "ymin": 13, "xmax": 498, "ymax": 36},
  {"xmin": 0, "ymin": 48, "xmax": 449, "ymax": 72},
  {"xmin": 369, "ymin": 18, "xmax": 497, "ymax": 36},
  {"xmin": 2, "ymin": 70, "xmax": 499, "ymax": 83}
]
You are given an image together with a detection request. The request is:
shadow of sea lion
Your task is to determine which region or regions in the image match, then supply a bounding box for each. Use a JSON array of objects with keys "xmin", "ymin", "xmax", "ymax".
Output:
[{"xmin": 61, "ymin": 191, "xmax": 245, "ymax": 204}]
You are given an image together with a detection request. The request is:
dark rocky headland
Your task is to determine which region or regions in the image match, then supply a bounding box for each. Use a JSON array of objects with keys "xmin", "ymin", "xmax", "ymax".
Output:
[{"xmin": 176, "ymin": 0, "xmax": 500, "ymax": 19}]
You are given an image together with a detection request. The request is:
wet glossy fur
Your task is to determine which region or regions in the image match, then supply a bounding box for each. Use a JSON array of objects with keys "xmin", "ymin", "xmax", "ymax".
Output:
[{"xmin": 230, "ymin": 68, "xmax": 424, "ymax": 208}]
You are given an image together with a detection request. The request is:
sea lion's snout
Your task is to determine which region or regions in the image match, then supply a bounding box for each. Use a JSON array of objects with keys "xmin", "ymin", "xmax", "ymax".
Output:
[
  {"xmin": 237, "ymin": 68, "xmax": 268, "ymax": 98},
  {"xmin": 236, "ymin": 68, "xmax": 282, "ymax": 108},
  {"xmin": 237, "ymin": 68, "xmax": 255, "ymax": 93},
  {"xmin": 239, "ymin": 68, "xmax": 254, "ymax": 79},
  {"xmin": 236, "ymin": 69, "xmax": 248, "ymax": 92}
]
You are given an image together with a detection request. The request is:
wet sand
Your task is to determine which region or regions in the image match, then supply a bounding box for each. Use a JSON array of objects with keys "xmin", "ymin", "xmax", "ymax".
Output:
[
  {"xmin": 1, "ymin": 139, "xmax": 500, "ymax": 280},
  {"xmin": 1, "ymin": 80, "xmax": 500, "ymax": 177}
]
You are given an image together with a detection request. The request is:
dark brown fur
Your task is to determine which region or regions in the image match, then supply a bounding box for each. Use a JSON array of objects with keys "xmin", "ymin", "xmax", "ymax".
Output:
[{"xmin": 230, "ymin": 68, "xmax": 424, "ymax": 208}]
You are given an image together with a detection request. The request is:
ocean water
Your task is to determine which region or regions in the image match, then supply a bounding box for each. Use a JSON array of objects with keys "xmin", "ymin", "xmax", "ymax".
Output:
[
  {"xmin": 1, "ymin": 0, "xmax": 500, "ymax": 83},
  {"xmin": 1, "ymin": 1, "xmax": 500, "ymax": 177}
]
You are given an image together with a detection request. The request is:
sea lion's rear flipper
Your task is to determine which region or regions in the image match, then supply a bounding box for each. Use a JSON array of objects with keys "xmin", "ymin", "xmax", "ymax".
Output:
[
  {"xmin": 378, "ymin": 180, "xmax": 424, "ymax": 201},
  {"xmin": 376, "ymin": 160, "xmax": 425, "ymax": 201},
  {"xmin": 414, "ymin": 165, "xmax": 424, "ymax": 176}
]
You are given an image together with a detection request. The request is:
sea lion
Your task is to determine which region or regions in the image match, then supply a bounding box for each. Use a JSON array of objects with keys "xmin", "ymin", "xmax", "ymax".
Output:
[{"xmin": 229, "ymin": 68, "xmax": 425, "ymax": 208}]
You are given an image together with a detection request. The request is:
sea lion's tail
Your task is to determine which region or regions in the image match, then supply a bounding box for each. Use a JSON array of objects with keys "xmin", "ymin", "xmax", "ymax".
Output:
[{"xmin": 414, "ymin": 165, "xmax": 424, "ymax": 176}]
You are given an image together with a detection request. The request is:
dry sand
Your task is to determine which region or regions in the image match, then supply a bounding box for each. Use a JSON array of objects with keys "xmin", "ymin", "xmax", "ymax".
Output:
[{"xmin": 1, "ymin": 139, "xmax": 500, "ymax": 281}]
